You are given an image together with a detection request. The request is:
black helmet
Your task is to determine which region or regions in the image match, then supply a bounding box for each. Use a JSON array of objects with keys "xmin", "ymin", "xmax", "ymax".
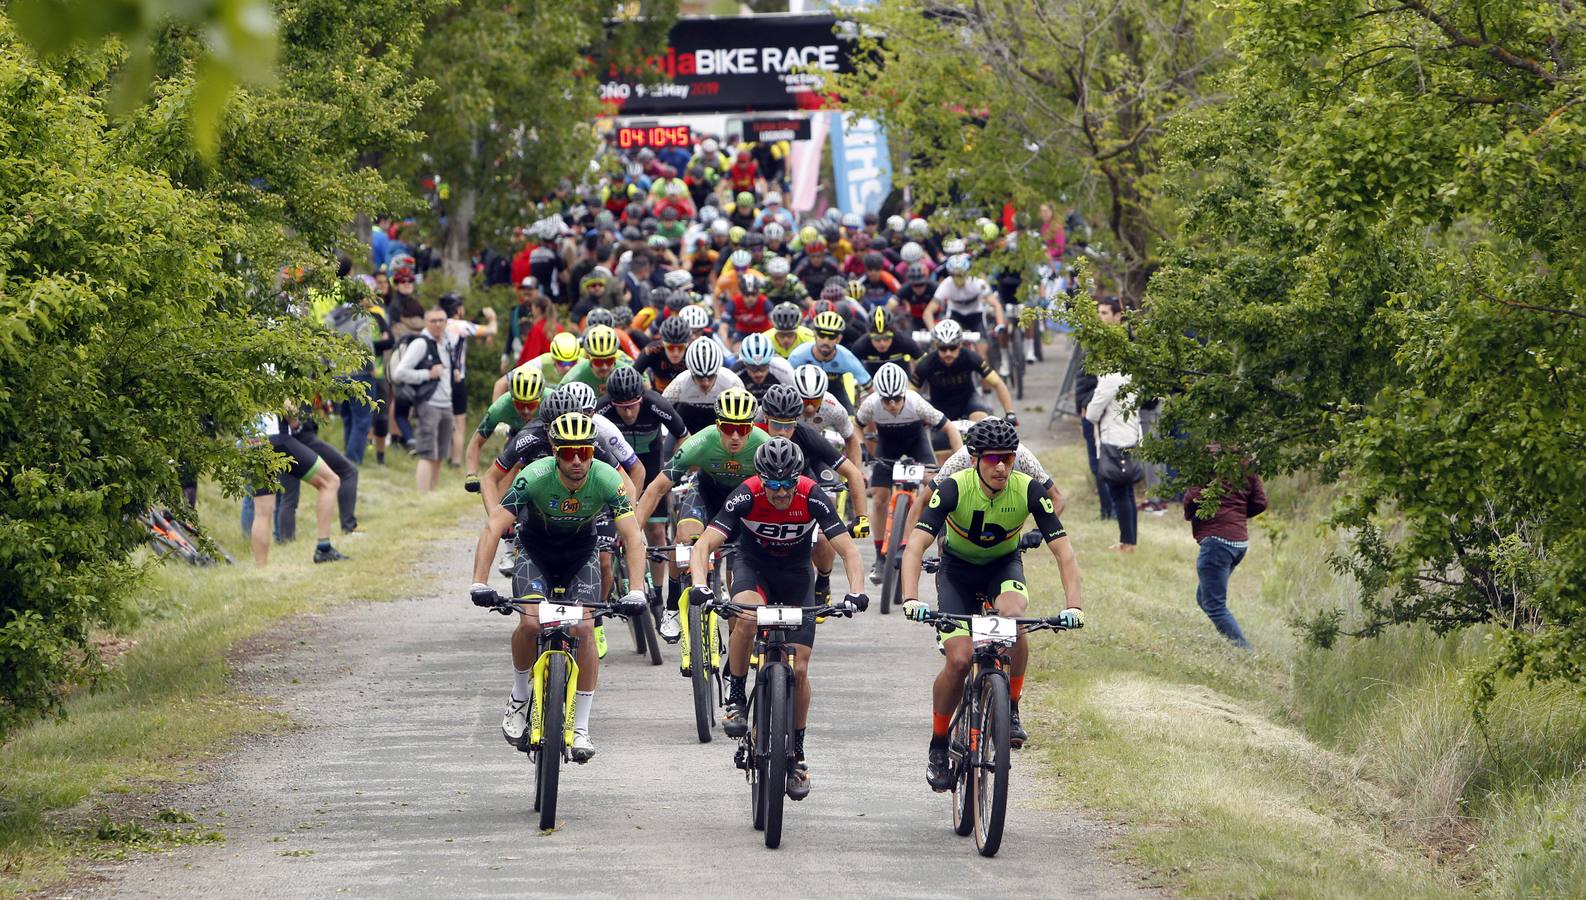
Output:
[
  {"xmin": 665, "ymin": 291, "xmax": 692, "ymax": 313},
  {"xmin": 755, "ymin": 437, "xmax": 805, "ymax": 481},
  {"xmin": 584, "ymin": 307, "xmax": 615, "ymax": 328},
  {"xmin": 762, "ymin": 383, "xmax": 803, "ymax": 420},
  {"xmin": 862, "ymin": 251, "xmax": 885, "ymax": 271},
  {"xmin": 770, "ymin": 302, "xmax": 802, "ymax": 331},
  {"xmin": 965, "ymin": 417, "xmax": 1021, "ymax": 454},
  {"xmin": 606, "ymin": 365, "xmax": 644, "ymax": 403},
  {"xmin": 905, "ymin": 263, "xmax": 930, "ymax": 286},
  {"xmin": 658, "ymin": 314, "xmax": 692, "ymax": 343},
  {"xmin": 540, "ymin": 385, "xmax": 583, "ymax": 422}
]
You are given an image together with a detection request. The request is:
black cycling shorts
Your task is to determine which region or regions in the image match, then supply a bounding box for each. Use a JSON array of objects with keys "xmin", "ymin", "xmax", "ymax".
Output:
[
  {"xmin": 730, "ymin": 552, "xmax": 817, "ymax": 648},
  {"xmin": 935, "ymin": 552, "xmax": 1028, "ymax": 621},
  {"xmin": 870, "ymin": 433, "xmax": 936, "ymax": 489},
  {"xmin": 254, "ymin": 432, "xmax": 322, "ymax": 496},
  {"xmin": 451, "ymin": 382, "xmax": 469, "ymax": 416},
  {"xmin": 949, "ymin": 310, "xmax": 987, "ymax": 334},
  {"xmin": 511, "ymin": 543, "xmax": 602, "ymax": 606},
  {"xmin": 932, "ymin": 393, "xmax": 992, "ymax": 430}
]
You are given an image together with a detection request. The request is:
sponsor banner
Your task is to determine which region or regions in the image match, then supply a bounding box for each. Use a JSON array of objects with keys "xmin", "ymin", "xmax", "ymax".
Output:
[
  {"xmin": 829, "ymin": 112, "xmax": 892, "ymax": 216},
  {"xmin": 600, "ymin": 14, "xmax": 853, "ymax": 115},
  {"xmin": 745, "ymin": 118, "xmax": 813, "ymax": 142},
  {"xmin": 790, "ymin": 113, "xmax": 831, "ymax": 213}
]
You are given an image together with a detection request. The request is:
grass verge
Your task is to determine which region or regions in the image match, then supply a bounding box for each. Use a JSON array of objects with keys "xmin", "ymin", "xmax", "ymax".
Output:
[{"xmin": 0, "ymin": 448, "xmax": 478, "ymax": 895}]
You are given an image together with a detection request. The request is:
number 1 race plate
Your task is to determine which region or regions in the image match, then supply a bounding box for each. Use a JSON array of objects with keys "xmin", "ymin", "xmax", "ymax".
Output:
[
  {"xmin": 756, "ymin": 606, "xmax": 803, "ymax": 628},
  {"xmin": 539, "ymin": 602, "xmax": 583, "ymax": 626},
  {"xmin": 971, "ymin": 615, "xmax": 1016, "ymax": 645}
]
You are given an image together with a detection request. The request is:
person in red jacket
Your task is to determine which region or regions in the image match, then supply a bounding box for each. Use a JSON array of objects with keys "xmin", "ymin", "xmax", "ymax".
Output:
[
  {"xmin": 1183, "ymin": 462, "xmax": 1267, "ymax": 648},
  {"xmin": 728, "ymin": 149, "xmax": 759, "ymax": 194}
]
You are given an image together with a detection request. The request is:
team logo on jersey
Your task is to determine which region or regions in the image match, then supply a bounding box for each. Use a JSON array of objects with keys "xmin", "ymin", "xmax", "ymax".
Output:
[
  {"xmin": 929, "ymin": 492, "xmax": 941, "ymax": 508},
  {"xmin": 560, "ymin": 497, "xmax": 581, "ymax": 514},
  {"xmin": 1040, "ymin": 496, "xmax": 1054, "ymax": 514},
  {"xmin": 724, "ymin": 460, "xmax": 741, "ymax": 474}
]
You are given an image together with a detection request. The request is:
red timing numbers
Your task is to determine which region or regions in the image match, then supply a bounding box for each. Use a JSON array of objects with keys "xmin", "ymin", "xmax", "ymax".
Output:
[{"xmin": 617, "ymin": 125, "xmax": 693, "ymax": 149}]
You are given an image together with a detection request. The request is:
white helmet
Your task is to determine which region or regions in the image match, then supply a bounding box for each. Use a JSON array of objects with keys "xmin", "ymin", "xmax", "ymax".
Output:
[
  {"xmin": 841, "ymin": 212, "xmax": 862, "ymax": 229},
  {"xmin": 763, "ymin": 222, "xmax": 786, "ymax": 242},
  {"xmin": 766, "ymin": 256, "xmax": 790, "ymax": 276},
  {"xmin": 685, "ymin": 338, "xmax": 723, "ymax": 377},
  {"xmin": 793, "ymin": 364, "xmax": 828, "ymax": 401},
  {"xmin": 739, "ymin": 332, "xmax": 776, "ymax": 366},
  {"xmin": 710, "ymin": 219, "xmax": 730, "ymax": 237},
  {"xmin": 900, "ymin": 242, "xmax": 924, "ymax": 263},
  {"xmin": 932, "ymin": 319, "xmax": 964, "ymax": 346},
  {"xmin": 730, "ymin": 249, "xmax": 752, "ymax": 269},
  {"xmin": 698, "ymin": 205, "xmax": 720, "ymax": 225},
  {"xmin": 663, "ymin": 269, "xmax": 694, "ymax": 290},
  {"xmin": 562, "ymin": 381, "xmax": 598, "ymax": 414},
  {"xmin": 665, "ymin": 180, "xmax": 686, "ymax": 197},
  {"xmin": 874, "ymin": 362, "xmax": 908, "ymax": 399},
  {"xmin": 886, "ymin": 215, "xmax": 906, "ymax": 233},
  {"xmin": 945, "ymin": 253, "xmax": 972, "ymax": 275},
  {"xmin": 701, "ymin": 138, "xmax": 718, "ymax": 156},
  {"xmin": 942, "ymin": 238, "xmax": 966, "ymax": 255},
  {"xmin": 907, "ymin": 217, "xmax": 929, "ymax": 238},
  {"xmin": 679, "ymin": 304, "xmax": 709, "ymax": 331}
]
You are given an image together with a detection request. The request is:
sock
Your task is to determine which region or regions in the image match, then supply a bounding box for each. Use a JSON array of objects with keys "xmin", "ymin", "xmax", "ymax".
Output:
[
  {"xmin": 931, "ymin": 712, "xmax": 951, "ymax": 739},
  {"xmin": 726, "ymin": 673, "xmax": 746, "ymax": 702},
  {"xmin": 512, "ymin": 668, "xmax": 531, "ymax": 702},
  {"xmin": 667, "ymin": 576, "xmax": 682, "ymax": 612},
  {"xmin": 794, "ymin": 727, "xmax": 806, "ymax": 761},
  {"xmin": 574, "ymin": 690, "xmax": 594, "ymax": 734},
  {"xmin": 376, "ymin": 451, "xmax": 385, "ymax": 464},
  {"xmin": 1010, "ymin": 675, "xmax": 1025, "ymax": 703},
  {"xmin": 873, "ymin": 539, "xmax": 884, "ymax": 554},
  {"xmin": 316, "ymin": 539, "xmax": 331, "ymax": 553}
]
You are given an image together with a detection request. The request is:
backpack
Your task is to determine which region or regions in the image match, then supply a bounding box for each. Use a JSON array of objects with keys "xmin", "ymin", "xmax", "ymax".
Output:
[{"xmin": 394, "ymin": 333, "xmax": 444, "ymax": 407}]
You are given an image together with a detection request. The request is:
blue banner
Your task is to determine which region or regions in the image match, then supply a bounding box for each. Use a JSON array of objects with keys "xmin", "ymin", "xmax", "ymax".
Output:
[{"xmin": 829, "ymin": 112, "xmax": 893, "ymax": 216}]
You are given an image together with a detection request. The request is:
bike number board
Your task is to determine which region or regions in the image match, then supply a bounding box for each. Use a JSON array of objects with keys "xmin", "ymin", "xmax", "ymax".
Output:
[
  {"xmin": 539, "ymin": 602, "xmax": 583, "ymax": 627},
  {"xmin": 674, "ymin": 545, "xmax": 691, "ymax": 567},
  {"xmin": 892, "ymin": 462, "xmax": 926, "ymax": 483},
  {"xmin": 971, "ymin": 615, "xmax": 1016, "ymax": 645},
  {"xmin": 756, "ymin": 606, "xmax": 803, "ymax": 629}
]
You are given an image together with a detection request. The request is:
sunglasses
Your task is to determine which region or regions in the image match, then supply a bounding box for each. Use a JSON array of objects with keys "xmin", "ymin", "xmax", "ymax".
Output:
[
  {"xmin": 766, "ymin": 417, "xmax": 798, "ymax": 429},
  {"xmin": 556, "ymin": 445, "xmax": 594, "ymax": 462},
  {"xmin": 801, "ymin": 398, "xmax": 822, "ymax": 410},
  {"xmin": 664, "ymin": 343, "xmax": 688, "ymax": 352},
  {"xmin": 815, "ymin": 332, "xmax": 842, "ymax": 341},
  {"xmin": 762, "ymin": 477, "xmax": 797, "ymax": 491},
  {"xmin": 717, "ymin": 422, "xmax": 753, "ymax": 438},
  {"xmin": 939, "ymin": 344, "xmax": 962, "ymax": 354},
  {"xmin": 590, "ymin": 356, "xmax": 616, "ymax": 368},
  {"xmin": 514, "ymin": 401, "xmax": 541, "ymax": 416},
  {"xmin": 881, "ymin": 395, "xmax": 906, "ymax": 406},
  {"xmin": 977, "ymin": 451, "xmax": 1016, "ymax": 467}
]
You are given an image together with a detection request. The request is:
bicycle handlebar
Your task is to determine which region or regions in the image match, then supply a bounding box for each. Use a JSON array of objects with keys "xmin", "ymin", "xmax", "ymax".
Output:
[
  {"xmin": 482, "ymin": 597, "xmax": 639, "ymax": 619},
  {"xmin": 910, "ymin": 608, "xmax": 1074, "ymax": 633},
  {"xmin": 703, "ymin": 598, "xmax": 860, "ymax": 621}
]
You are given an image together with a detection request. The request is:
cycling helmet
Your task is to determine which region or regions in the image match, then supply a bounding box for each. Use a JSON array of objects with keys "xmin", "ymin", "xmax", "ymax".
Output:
[
  {"xmin": 583, "ymin": 324, "xmax": 620, "ymax": 358},
  {"xmin": 606, "ymin": 365, "xmax": 644, "ymax": 403},
  {"xmin": 679, "ymin": 304, "xmax": 709, "ymax": 331},
  {"xmin": 965, "ymin": 417, "xmax": 1020, "ymax": 454},
  {"xmin": 611, "ymin": 305, "xmax": 634, "ymax": 327},
  {"xmin": 907, "ymin": 217, "xmax": 929, "ymax": 238},
  {"xmin": 870, "ymin": 307, "xmax": 894, "ymax": 336},
  {"xmin": 754, "ymin": 437, "xmax": 805, "ymax": 481},
  {"xmin": 812, "ymin": 310, "xmax": 845, "ymax": 335},
  {"xmin": 799, "ymin": 225, "xmax": 820, "ymax": 246},
  {"xmin": 886, "ymin": 214, "xmax": 906, "ymax": 234},
  {"xmin": 584, "ymin": 307, "xmax": 615, "ymax": 329},
  {"xmin": 663, "ymin": 268, "xmax": 694, "ymax": 291},
  {"xmin": 549, "ymin": 411, "xmax": 596, "ymax": 446},
  {"xmin": 942, "ymin": 238, "xmax": 966, "ymax": 255},
  {"xmin": 685, "ymin": 338, "xmax": 723, "ymax": 377},
  {"xmin": 510, "ymin": 367, "xmax": 544, "ymax": 403},
  {"xmin": 873, "ymin": 362, "xmax": 908, "ymax": 399},
  {"xmin": 620, "ymin": 226, "xmax": 642, "ymax": 243},
  {"xmin": 841, "ymin": 212, "xmax": 862, "ymax": 229},
  {"xmin": 664, "ymin": 290, "xmax": 692, "ymax": 314},
  {"xmin": 647, "ymin": 234, "xmax": 671, "ymax": 249},
  {"xmin": 729, "ymin": 249, "xmax": 752, "ymax": 269},
  {"xmin": 905, "ymin": 263, "xmax": 931, "ymax": 286},
  {"xmin": 811, "ymin": 299, "xmax": 838, "ymax": 317},
  {"xmin": 701, "ymin": 137, "xmax": 719, "ymax": 155},
  {"xmin": 845, "ymin": 279, "xmax": 866, "ymax": 302},
  {"xmin": 932, "ymin": 319, "xmax": 964, "ymax": 346},
  {"xmin": 710, "ymin": 219, "xmax": 730, "ymax": 237},
  {"xmin": 863, "ymin": 251, "xmax": 886, "ymax": 271},
  {"xmin": 900, "ymin": 242, "xmax": 924, "ymax": 263},
  {"xmin": 562, "ymin": 380, "xmax": 598, "ymax": 413},
  {"xmin": 766, "ymin": 256, "xmax": 790, "ymax": 277},
  {"xmin": 744, "ymin": 232, "xmax": 766, "ymax": 250},
  {"xmin": 945, "ymin": 253, "xmax": 972, "ymax": 275},
  {"xmin": 550, "ymin": 331, "xmax": 583, "ymax": 363},
  {"xmin": 820, "ymin": 279, "xmax": 846, "ymax": 301},
  {"xmin": 762, "ymin": 384, "xmax": 803, "ymax": 420},
  {"xmin": 728, "ymin": 225, "xmax": 747, "ymax": 245},
  {"xmin": 771, "ymin": 302, "xmax": 802, "ymax": 331},
  {"xmin": 824, "ymin": 207, "xmax": 842, "ymax": 225},
  {"xmin": 541, "ymin": 386, "xmax": 582, "ymax": 421},
  {"xmin": 736, "ymin": 191, "xmax": 755, "ymax": 208},
  {"xmin": 979, "ymin": 220, "xmax": 1000, "ymax": 242},
  {"xmin": 714, "ymin": 387, "xmax": 758, "ymax": 423},
  {"xmin": 806, "ymin": 238, "xmax": 829, "ymax": 254},
  {"xmin": 763, "ymin": 223, "xmax": 786, "ymax": 242},
  {"xmin": 739, "ymin": 332, "xmax": 775, "ymax": 366},
  {"xmin": 793, "ymin": 364, "xmax": 828, "ymax": 400},
  {"xmin": 698, "ymin": 205, "xmax": 720, "ymax": 225},
  {"xmin": 740, "ymin": 273, "xmax": 766, "ymax": 296},
  {"xmin": 658, "ymin": 315, "xmax": 692, "ymax": 344}
]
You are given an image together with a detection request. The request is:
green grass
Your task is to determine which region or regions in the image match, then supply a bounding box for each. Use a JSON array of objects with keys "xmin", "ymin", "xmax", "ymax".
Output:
[{"xmin": 0, "ymin": 447, "xmax": 478, "ymax": 895}]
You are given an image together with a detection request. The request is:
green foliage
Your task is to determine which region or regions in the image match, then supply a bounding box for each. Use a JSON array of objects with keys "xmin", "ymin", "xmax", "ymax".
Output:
[{"xmin": 1072, "ymin": 0, "xmax": 1586, "ymax": 707}]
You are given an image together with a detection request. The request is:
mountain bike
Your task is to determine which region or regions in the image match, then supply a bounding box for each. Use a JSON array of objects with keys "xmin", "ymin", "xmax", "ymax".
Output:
[
  {"xmin": 875, "ymin": 457, "xmax": 935, "ymax": 615},
  {"xmin": 647, "ymin": 543, "xmax": 726, "ymax": 743},
  {"xmin": 611, "ymin": 535, "xmax": 662, "ymax": 665},
  {"xmin": 912, "ymin": 552, "xmax": 1077, "ymax": 857},
  {"xmin": 143, "ymin": 507, "xmax": 232, "ymax": 566},
  {"xmin": 478, "ymin": 591, "xmax": 638, "ymax": 831},
  {"xmin": 706, "ymin": 596, "xmax": 858, "ymax": 849}
]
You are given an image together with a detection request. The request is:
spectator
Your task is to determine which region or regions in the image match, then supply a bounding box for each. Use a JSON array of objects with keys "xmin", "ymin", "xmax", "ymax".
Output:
[
  {"xmin": 277, "ymin": 414, "xmax": 361, "ymax": 538},
  {"xmin": 248, "ymin": 409, "xmax": 348, "ymax": 566},
  {"xmin": 502, "ymin": 277, "xmax": 541, "ymax": 371},
  {"xmin": 1183, "ymin": 462, "xmax": 1267, "ymax": 648},
  {"xmin": 391, "ymin": 304, "xmax": 456, "ymax": 493},
  {"xmin": 1072, "ymin": 338, "xmax": 1114, "ymax": 521},
  {"xmin": 1039, "ymin": 203, "xmax": 1066, "ymax": 260},
  {"xmin": 370, "ymin": 215, "xmax": 393, "ymax": 270},
  {"xmin": 518, "ymin": 295, "xmax": 569, "ymax": 365},
  {"xmin": 324, "ymin": 288, "xmax": 391, "ymax": 466},
  {"xmin": 1085, "ymin": 332, "xmax": 1142, "ymax": 552},
  {"xmin": 442, "ymin": 293, "xmax": 497, "ymax": 467}
]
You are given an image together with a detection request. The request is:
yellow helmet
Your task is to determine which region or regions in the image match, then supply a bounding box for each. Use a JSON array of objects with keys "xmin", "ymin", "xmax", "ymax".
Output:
[
  {"xmin": 510, "ymin": 367, "xmax": 544, "ymax": 403},
  {"xmin": 870, "ymin": 307, "xmax": 893, "ymax": 336},
  {"xmin": 583, "ymin": 324, "xmax": 619, "ymax": 359},
  {"xmin": 714, "ymin": 387, "xmax": 758, "ymax": 423},
  {"xmin": 813, "ymin": 310, "xmax": 845, "ymax": 335},
  {"xmin": 550, "ymin": 331, "xmax": 582, "ymax": 363},
  {"xmin": 549, "ymin": 411, "xmax": 596, "ymax": 445},
  {"xmin": 846, "ymin": 279, "xmax": 865, "ymax": 302}
]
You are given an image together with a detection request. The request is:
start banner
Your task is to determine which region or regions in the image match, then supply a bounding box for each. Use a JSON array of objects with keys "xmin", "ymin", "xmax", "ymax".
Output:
[{"xmin": 600, "ymin": 14, "xmax": 854, "ymax": 116}]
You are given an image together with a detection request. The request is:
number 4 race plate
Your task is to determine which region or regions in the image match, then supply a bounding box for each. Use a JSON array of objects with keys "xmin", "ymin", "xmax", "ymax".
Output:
[
  {"xmin": 756, "ymin": 607, "xmax": 803, "ymax": 628},
  {"xmin": 971, "ymin": 615, "xmax": 1016, "ymax": 645},
  {"xmin": 539, "ymin": 602, "xmax": 583, "ymax": 626}
]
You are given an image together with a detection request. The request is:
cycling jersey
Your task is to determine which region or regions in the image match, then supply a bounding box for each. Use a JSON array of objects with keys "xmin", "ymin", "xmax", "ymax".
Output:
[
  {"xmin": 593, "ymin": 389, "xmax": 687, "ymax": 459},
  {"xmin": 800, "ymin": 393, "xmax": 855, "ymax": 439},
  {"xmin": 707, "ymin": 475, "xmax": 847, "ymax": 562},
  {"xmin": 474, "ymin": 392, "xmax": 531, "ymax": 438},
  {"xmin": 765, "ymin": 277, "xmax": 809, "ymax": 307},
  {"xmin": 933, "ymin": 277, "xmax": 992, "ymax": 317},
  {"xmin": 914, "ymin": 469, "xmax": 1066, "ymax": 566},
  {"xmin": 724, "ymin": 292, "xmax": 773, "ymax": 335},
  {"xmin": 501, "ymin": 456, "xmax": 633, "ymax": 554},
  {"xmin": 494, "ymin": 415, "xmax": 635, "ymax": 474},
  {"xmin": 510, "ymin": 351, "xmax": 573, "ymax": 391},
  {"xmin": 632, "ymin": 341, "xmax": 689, "ymax": 393},
  {"xmin": 729, "ymin": 355, "xmax": 795, "ymax": 399},
  {"xmin": 763, "ymin": 325, "xmax": 815, "ymax": 359},
  {"xmin": 933, "ymin": 444, "xmax": 1053, "ymax": 493},
  {"xmin": 896, "ymin": 285, "xmax": 934, "ymax": 326},
  {"xmin": 857, "ymin": 391, "xmax": 946, "ymax": 455},
  {"xmin": 560, "ymin": 353, "xmax": 636, "ymax": 393},
  {"xmin": 662, "ymin": 367, "xmax": 746, "ymax": 434},
  {"xmin": 663, "ymin": 424, "xmax": 769, "ymax": 515},
  {"xmin": 787, "ymin": 342, "xmax": 872, "ymax": 388},
  {"xmin": 851, "ymin": 331, "xmax": 923, "ymax": 375},
  {"xmin": 910, "ymin": 347, "xmax": 995, "ymax": 418}
]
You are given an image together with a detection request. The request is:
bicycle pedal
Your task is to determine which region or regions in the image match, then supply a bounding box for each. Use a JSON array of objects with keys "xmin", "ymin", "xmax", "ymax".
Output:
[{"xmin": 734, "ymin": 746, "xmax": 750, "ymax": 770}]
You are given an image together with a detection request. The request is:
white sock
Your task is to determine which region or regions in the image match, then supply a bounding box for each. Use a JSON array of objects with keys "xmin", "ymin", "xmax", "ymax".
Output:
[
  {"xmin": 574, "ymin": 690, "xmax": 594, "ymax": 734},
  {"xmin": 512, "ymin": 668, "xmax": 531, "ymax": 702}
]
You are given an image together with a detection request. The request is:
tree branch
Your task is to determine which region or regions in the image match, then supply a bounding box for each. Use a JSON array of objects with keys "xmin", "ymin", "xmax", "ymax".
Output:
[{"xmin": 1400, "ymin": 0, "xmax": 1566, "ymax": 83}]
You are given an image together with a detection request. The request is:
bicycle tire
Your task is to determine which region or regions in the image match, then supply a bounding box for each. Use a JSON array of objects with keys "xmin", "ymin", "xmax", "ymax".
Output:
[
  {"xmin": 537, "ymin": 653, "xmax": 568, "ymax": 831},
  {"xmin": 880, "ymin": 493, "xmax": 911, "ymax": 615},
  {"xmin": 638, "ymin": 601, "xmax": 663, "ymax": 665},
  {"xmin": 688, "ymin": 600, "xmax": 714, "ymax": 743},
  {"xmin": 751, "ymin": 683, "xmax": 766, "ymax": 831},
  {"xmin": 763, "ymin": 665, "xmax": 790, "ymax": 849},
  {"xmin": 1010, "ymin": 329, "xmax": 1026, "ymax": 401},
  {"xmin": 951, "ymin": 700, "xmax": 974, "ymax": 837},
  {"xmin": 974, "ymin": 672, "xmax": 1011, "ymax": 856}
]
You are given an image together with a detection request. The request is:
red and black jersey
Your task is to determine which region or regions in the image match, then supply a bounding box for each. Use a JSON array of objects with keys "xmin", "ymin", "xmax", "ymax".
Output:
[{"xmin": 706, "ymin": 475, "xmax": 846, "ymax": 560}]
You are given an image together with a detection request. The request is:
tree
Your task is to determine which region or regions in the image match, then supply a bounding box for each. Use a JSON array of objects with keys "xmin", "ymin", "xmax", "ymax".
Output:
[
  {"xmin": 838, "ymin": 0, "xmax": 1225, "ymax": 302},
  {"xmin": 1070, "ymin": 0, "xmax": 1586, "ymax": 705}
]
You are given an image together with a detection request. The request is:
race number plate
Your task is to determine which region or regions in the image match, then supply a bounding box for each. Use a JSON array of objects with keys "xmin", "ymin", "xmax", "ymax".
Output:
[
  {"xmin": 539, "ymin": 602, "xmax": 582, "ymax": 627},
  {"xmin": 674, "ymin": 545, "xmax": 691, "ymax": 567},
  {"xmin": 892, "ymin": 462, "xmax": 926, "ymax": 483},
  {"xmin": 962, "ymin": 330, "xmax": 982, "ymax": 343},
  {"xmin": 756, "ymin": 607, "xmax": 803, "ymax": 628},
  {"xmin": 971, "ymin": 615, "xmax": 1016, "ymax": 646}
]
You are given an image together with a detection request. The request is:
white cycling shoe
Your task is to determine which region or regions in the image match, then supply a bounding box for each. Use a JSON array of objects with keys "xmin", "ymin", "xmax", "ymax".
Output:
[
  {"xmin": 501, "ymin": 696, "xmax": 529, "ymax": 745},
  {"xmin": 571, "ymin": 730, "xmax": 596, "ymax": 764},
  {"xmin": 658, "ymin": 609, "xmax": 682, "ymax": 642}
]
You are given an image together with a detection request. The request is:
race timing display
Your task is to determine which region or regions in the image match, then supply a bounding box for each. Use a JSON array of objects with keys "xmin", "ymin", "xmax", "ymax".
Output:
[{"xmin": 617, "ymin": 125, "xmax": 693, "ymax": 149}]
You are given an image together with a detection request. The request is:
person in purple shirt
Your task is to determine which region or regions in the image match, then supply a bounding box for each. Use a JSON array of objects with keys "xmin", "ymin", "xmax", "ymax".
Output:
[{"xmin": 1183, "ymin": 462, "xmax": 1268, "ymax": 648}]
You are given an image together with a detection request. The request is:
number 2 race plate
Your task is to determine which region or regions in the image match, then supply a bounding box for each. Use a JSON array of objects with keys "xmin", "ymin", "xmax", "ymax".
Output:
[{"xmin": 971, "ymin": 615, "xmax": 1016, "ymax": 645}]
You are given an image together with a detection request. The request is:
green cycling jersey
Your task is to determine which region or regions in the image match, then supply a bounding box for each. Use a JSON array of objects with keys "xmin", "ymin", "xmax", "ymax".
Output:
[
  {"xmin": 501, "ymin": 456, "xmax": 633, "ymax": 550},
  {"xmin": 560, "ymin": 353, "xmax": 636, "ymax": 392},
  {"xmin": 475, "ymin": 392, "xmax": 529, "ymax": 438},
  {"xmin": 663, "ymin": 424, "xmax": 768, "ymax": 494},
  {"xmin": 914, "ymin": 468, "xmax": 1066, "ymax": 565}
]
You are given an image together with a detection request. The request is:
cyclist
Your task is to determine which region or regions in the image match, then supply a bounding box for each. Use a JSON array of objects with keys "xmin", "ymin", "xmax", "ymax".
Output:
[
  {"xmin": 924, "ymin": 253, "xmax": 1005, "ymax": 361},
  {"xmin": 464, "ymin": 366, "xmax": 543, "ymax": 497},
  {"xmin": 788, "ymin": 310, "xmax": 871, "ymax": 412},
  {"xmin": 635, "ymin": 389, "xmax": 767, "ymax": 641},
  {"xmin": 469, "ymin": 411, "xmax": 650, "ymax": 764},
  {"xmin": 793, "ymin": 238, "xmax": 841, "ymax": 297},
  {"xmin": 791, "ymin": 364, "xmax": 862, "ymax": 477},
  {"xmin": 596, "ymin": 366, "xmax": 689, "ymax": 603},
  {"xmin": 633, "ymin": 314, "xmax": 692, "ymax": 393},
  {"xmin": 493, "ymin": 330, "xmax": 581, "ymax": 400},
  {"xmin": 857, "ymin": 363, "xmax": 960, "ymax": 582},
  {"xmin": 722, "ymin": 272, "xmax": 774, "ymax": 348},
  {"xmin": 910, "ymin": 320, "xmax": 1016, "ymax": 429},
  {"xmin": 663, "ymin": 338, "xmax": 746, "ymax": 434},
  {"xmin": 905, "ymin": 423, "xmax": 1067, "ymax": 534},
  {"xmin": 896, "ymin": 264, "xmax": 936, "ymax": 331},
  {"xmin": 483, "ymin": 386, "xmax": 642, "ymax": 510},
  {"xmin": 765, "ymin": 302, "xmax": 815, "ymax": 359},
  {"xmin": 898, "ymin": 418, "xmax": 1083, "ymax": 786},
  {"xmin": 560, "ymin": 324, "xmax": 635, "ymax": 394},
  {"xmin": 851, "ymin": 308, "xmax": 924, "ymax": 376},
  {"xmin": 688, "ymin": 438, "xmax": 868, "ymax": 800},
  {"xmin": 764, "ymin": 256, "xmax": 809, "ymax": 308},
  {"xmin": 730, "ymin": 331, "xmax": 795, "ymax": 400}
]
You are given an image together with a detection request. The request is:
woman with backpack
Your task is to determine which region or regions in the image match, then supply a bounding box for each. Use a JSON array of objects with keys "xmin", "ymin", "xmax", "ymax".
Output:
[{"xmin": 1085, "ymin": 313, "xmax": 1143, "ymax": 552}]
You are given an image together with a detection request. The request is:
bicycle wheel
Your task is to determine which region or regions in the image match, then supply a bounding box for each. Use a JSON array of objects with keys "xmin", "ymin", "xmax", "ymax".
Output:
[
  {"xmin": 762, "ymin": 665, "xmax": 790, "ymax": 849},
  {"xmin": 688, "ymin": 600, "xmax": 714, "ymax": 743},
  {"xmin": 638, "ymin": 601, "xmax": 663, "ymax": 666},
  {"xmin": 1009, "ymin": 329, "xmax": 1026, "ymax": 400},
  {"xmin": 537, "ymin": 653, "xmax": 568, "ymax": 831},
  {"xmin": 974, "ymin": 672, "xmax": 1012, "ymax": 857},
  {"xmin": 879, "ymin": 494, "xmax": 911, "ymax": 615},
  {"xmin": 750, "ymin": 681, "xmax": 766, "ymax": 831},
  {"xmin": 950, "ymin": 698, "xmax": 974, "ymax": 837}
]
